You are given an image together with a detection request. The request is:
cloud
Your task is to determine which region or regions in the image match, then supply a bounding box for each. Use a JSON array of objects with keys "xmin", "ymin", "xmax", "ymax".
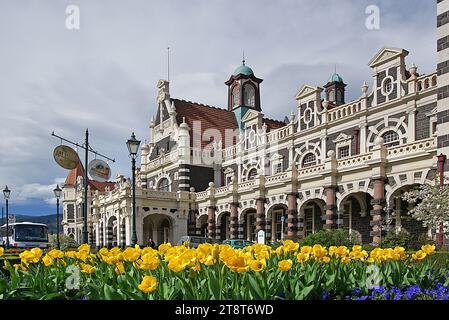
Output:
[
  {"xmin": 0, "ymin": 0, "xmax": 437, "ymax": 212},
  {"xmin": 10, "ymin": 178, "xmax": 66, "ymax": 206}
]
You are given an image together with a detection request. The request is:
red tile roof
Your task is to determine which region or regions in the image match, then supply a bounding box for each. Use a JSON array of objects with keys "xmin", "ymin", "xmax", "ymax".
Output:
[
  {"xmin": 263, "ymin": 118, "xmax": 286, "ymax": 131},
  {"xmin": 174, "ymin": 99, "xmax": 239, "ymax": 149},
  {"xmin": 65, "ymin": 163, "xmax": 115, "ymax": 192}
]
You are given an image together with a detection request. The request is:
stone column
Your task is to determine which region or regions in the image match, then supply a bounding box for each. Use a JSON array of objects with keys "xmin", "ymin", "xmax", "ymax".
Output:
[
  {"xmin": 287, "ymin": 192, "xmax": 299, "ymax": 239},
  {"xmin": 255, "ymin": 198, "xmax": 266, "ymax": 233},
  {"xmin": 395, "ymin": 195, "xmax": 402, "ymax": 231},
  {"xmin": 370, "ymin": 178, "xmax": 386, "ymax": 245},
  {"xmin": 324, "ymin": 186, "xmax": 337, "ymax": 230},
  {"xmin": 207, "ymin": 206, "xmax": 216, "ymax": 239},
  {"xmin": 229, "ymin": 202, "xmax": 239, "ymax": 239}
]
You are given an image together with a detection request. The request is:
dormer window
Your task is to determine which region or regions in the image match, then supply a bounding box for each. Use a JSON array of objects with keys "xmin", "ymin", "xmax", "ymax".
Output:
[
  {"xmin": 244, "ymin": 84, "xmax": 255, "ymax": 107},
  {"xmin": 232, "ymin": 86, "xmax": 240, "ymax": 108}
]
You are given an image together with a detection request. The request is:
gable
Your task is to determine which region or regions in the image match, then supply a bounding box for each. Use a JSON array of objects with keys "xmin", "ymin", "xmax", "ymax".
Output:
[
  {"xmin": 368, "ymin": 47, "xmax": 409, "ymax": 68},
  {"xmin": 295, "ymin": 84, "xmax": 320, "ymax": 100}
]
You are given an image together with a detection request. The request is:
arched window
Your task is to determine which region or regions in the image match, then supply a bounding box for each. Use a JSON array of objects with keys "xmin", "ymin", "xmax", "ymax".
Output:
[
  {"xmin": 329, "ymin": 90, "xmax": 335, "ymax": 102},
  {"xmin": 232, "ymin": 86, "xmax": 240, "ymax": 108},
  {"xmin": 244, "ymin": 84, "xmax": 255, "ymax": 107},
  {"xmin": 157, "ymin": 178, "xmax": 170, "ymax": 192},
  {"xmin": 248, "ymin": 168, "xmax": 258, "ymax": 181},
  {"xmin": 302, "ymin": 153, "xmax": 317, "ymax": 168},
  {"xmin": 382, "ymin": 130, "xmax": 400, "ymax": 147}
]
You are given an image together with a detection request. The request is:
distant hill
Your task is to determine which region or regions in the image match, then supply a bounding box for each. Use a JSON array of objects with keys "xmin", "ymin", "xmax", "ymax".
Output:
[{"xmin": 8, "ymin": 214, "xmax": 60, "ymax": 234}]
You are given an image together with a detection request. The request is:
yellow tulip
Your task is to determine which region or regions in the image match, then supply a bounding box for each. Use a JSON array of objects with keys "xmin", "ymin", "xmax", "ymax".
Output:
[
  {"xmin": 138, "ymin": 275, "xmax": 158, "ymax": 294},
  {"xmin": 322, "ymin": 256, "xmax": 331, "ymax": 263},
  {"xmin": 250, "ymin": 259, "xmax": 266, "ymax": 272},
  {"xmin": 278, "ymin": 259, "xmax": 293, "ymax": 272},
  {"xmin": 296, "ymin": 252, "xmax": 310, "ymax": 263},
  {"xmin": 48, "ymin": 249, "xmax": 64, "ymax": 259},
  {"xmin": 167, "ymin": 257, "xmax": 188, "ymax": 272},
  {"xmin": 0, "ymin": 247, "xmax": 4, "ymax": 257},
  {"xmin": 412, "ymin": 250, "xmax": 427, "ymax": 261},
  {"xmin": 42, "ymin": 254, "xmax": 53, "ymax": 267},
  {"xmin": 421, "ymin": 244, "xmax": 436, "ymax": 255},
  {"xmin": 115, "ymin": 262, "xmax": 125, "ymax": 275},
  {"xmin": 65, "ymin": 251, "xmax": 77, "ymax": 259},
  {"xmin": 138, "ymin": 254, "xmax": 160, "ymax": 271},
  {"xmin": 300, "ymin": 246, "xmax": 313, "ymax": 254},
  {"xmin": 341, "ymin": 256, "xmax": 351, "ymax": 264},
  {"xmin": 158, "ymin": 243, "xmax": 172, "ymax": 256},
  {"xmin": 80, "ymin": 263, "xmax": 95, "ymax": 274},
  {"xmin": 77, "ymin": 244, "xmax": 90, "ymax": 254},
  {"xmin": 123, "ymin": 247, "xmax": 140, "ymax": 262},
  {"xmin": 225, "ymin": 255, "xmax": 249, "ymax": 273}
]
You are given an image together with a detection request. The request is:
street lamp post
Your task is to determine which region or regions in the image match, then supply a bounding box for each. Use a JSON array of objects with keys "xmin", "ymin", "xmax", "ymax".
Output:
[
  {"xmin": 3, "ymin": 186, "xmax": 11, "ymax": 248},
  {"xmin": 127, "ymin": 132, "xmax": 141, "ymax": 246},
  {"xmin": 53, "ymin": 184, "xmax": 62, "ymax": 249}
]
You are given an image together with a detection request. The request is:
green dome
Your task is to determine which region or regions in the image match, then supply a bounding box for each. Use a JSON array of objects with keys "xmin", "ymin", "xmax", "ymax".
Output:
[
  {"xmin": 233, "ymin": 64, "xmax": 254, "ymax": 76},
  {"xmin": 329, "ymin": 73, "xmax": 344, "ymax": 83}
]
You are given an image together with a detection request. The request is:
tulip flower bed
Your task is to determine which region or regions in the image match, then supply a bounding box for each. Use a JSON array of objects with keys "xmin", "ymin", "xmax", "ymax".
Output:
[{"xmin": 0, "ymin": 242, "xmax": 448, "ymax": 300}]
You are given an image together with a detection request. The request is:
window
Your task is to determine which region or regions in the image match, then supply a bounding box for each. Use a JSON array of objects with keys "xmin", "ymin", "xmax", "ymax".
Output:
[
  {"xmin": 338, "ymin": 146, "xmax": 350, "ymax": 159},
  {"xmin": 382, "ymin": 130, "xmax": 400, "ymax": 147},
  {"xmin": 244, "ymin": 84, "xmax": 255, "ymax": 107},
  {"xmin": 157, "ymin": 178, "xmax": 170, "ymax": 192},
  {"xmin": 383, "ymin": 78, "xmax": 394, "ymax": 95},
  {"xmin": 432, "ymin": 122, "xmax": 437, "ymax": 135},
  {"xmin": 232, "ymin": 86, "xmax": 240, "ymax": 108},
  {"xmin": 302, "ymin": 153, "xmax": 317, "ymax": 168},
  {"xmin": 304, "ymin": 108, "xmax": 312, "ymax": 124},
  {"xmin": 248, "ymin": 168, "xmax": 258, "ymax": 180},
  {"xmin": 329, "ymin": 90, "xmax": 335, "ymax": 102},
  {"xmin": 274, "ymin": 162, "xmax": 282, "ymax": 174},
  {"xmin": 226, "ymin": 175, "xmax": 233, "ymax": 185}
]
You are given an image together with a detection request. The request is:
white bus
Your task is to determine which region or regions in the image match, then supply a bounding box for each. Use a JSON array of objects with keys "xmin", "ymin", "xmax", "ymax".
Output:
[{"xmin": 0, "ymin": 222, "xmax": 49, "ymax": 249}]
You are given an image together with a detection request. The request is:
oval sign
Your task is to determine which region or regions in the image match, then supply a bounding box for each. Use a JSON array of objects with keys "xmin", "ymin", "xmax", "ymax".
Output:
[
  {"xmin": 53, "ymin": 145, "xmax": 80, "ymax": 170},
  {"xmin": 88, "ymin": 159, "xmax": 111, "ymax": 182}
]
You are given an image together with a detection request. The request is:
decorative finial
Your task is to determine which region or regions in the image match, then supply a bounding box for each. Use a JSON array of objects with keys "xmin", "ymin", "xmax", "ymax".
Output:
[{"xmin": 242, "ymin": 50, "xmax": 245, "ymax": 66}]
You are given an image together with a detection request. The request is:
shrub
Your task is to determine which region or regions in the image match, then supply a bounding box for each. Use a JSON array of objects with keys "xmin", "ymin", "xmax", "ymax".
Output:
[
  {"xmin": 299, "ymin": 229, "xmax": 361, "ymax": 247},
  {"xmin": 379, "ymin": 230, "xmax": 412, "ymax": 250},
  {"xmin": 48, "ymin": 234, "xmax": 79, "ymax": 250}
]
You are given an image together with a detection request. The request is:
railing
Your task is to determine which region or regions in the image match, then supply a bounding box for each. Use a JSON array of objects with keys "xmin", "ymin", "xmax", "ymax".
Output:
[
  {"xmin": 326, "ymin": 100, "xmax": 363, "ymax": 122},
  {"xmin": 416, "ymin": 72, "xmax": 437, "ymax": 93},
  {"xmin": 267, "ymin": 126, "xmax": 291, "ymax": 143},
  {"xmin": 223, "ymin": 145, "xmax": 237, "ymax": 160},
  {"xmin": 337, "ymin": 153, "xmax": 373, "ymax": 169},
  {"xmin": 215, "ymin": 185, "xmax": 230, "ymax": 196},
  {"xmin": 196, "ymin": 190, "xmax": 208, "ymax": 200},
  {"xmin": 140, "ymin": 189, "xmax": 178, "ymax": 200},
  {"xmin": 387, "ymin": 137, "xmax": 436, "ymax": 159},
  {"xmin": 238, "ymin": 180, "xmax": 256, "ymax": 190},
  {"xmin": 146, "ymin": 150, "xmax": 178, "ymax": 171},
  {"xmin": 265, "ymin": 172, "xmax": 289, "ymax": 185},
  {"xmin": 297, "ymin": 164, "xmax": 325, "ymax": 177}
]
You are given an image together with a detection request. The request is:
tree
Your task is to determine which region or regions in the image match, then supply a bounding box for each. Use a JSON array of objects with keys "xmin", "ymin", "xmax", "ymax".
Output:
[
  {"xmin": 48, "ymin": 233, "xmax": 79, "ymax": 250},
  {"xmin": 401, "ymin": 178, "xmax": 449, "ymax": 236}
]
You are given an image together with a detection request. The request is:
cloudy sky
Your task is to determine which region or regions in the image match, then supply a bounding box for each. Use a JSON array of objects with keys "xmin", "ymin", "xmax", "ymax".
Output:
[{"xmin": 0, "ymin": 0, "xmax": 436, "ymax": 216}]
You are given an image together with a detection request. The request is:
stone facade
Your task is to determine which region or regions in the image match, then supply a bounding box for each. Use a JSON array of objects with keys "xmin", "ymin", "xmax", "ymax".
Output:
[{"xmin": 62, "ymin": 5, "xmax": 447, "ymax": 247}]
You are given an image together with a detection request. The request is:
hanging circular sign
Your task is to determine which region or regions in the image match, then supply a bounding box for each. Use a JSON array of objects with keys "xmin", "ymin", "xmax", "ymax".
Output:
[
  {"xmin": 53, "ymin": 145, "xmax": 80, "ymax": 170},
  {"xmin": 88, "ymin": 159, "xmax": 111, "ymax": 182}
]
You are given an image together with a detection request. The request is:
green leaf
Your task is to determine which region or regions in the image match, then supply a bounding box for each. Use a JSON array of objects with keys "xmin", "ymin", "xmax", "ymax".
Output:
[
  {"xmin": 248, "ymin": 275, "xmax": 264, "ymax": 299},
  {"xmin": 297, "ymin": 284, "xmax": 314, "ymax": 300},
  {"xmin": 208, "ymin": 273, "xmax": 221, "ymax": 300}
]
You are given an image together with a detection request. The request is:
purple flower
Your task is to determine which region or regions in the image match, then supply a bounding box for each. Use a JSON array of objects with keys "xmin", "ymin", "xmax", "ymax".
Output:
[{"xmin": 322, "ymin": 291, "xmax": 330, "ymax": 300}]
